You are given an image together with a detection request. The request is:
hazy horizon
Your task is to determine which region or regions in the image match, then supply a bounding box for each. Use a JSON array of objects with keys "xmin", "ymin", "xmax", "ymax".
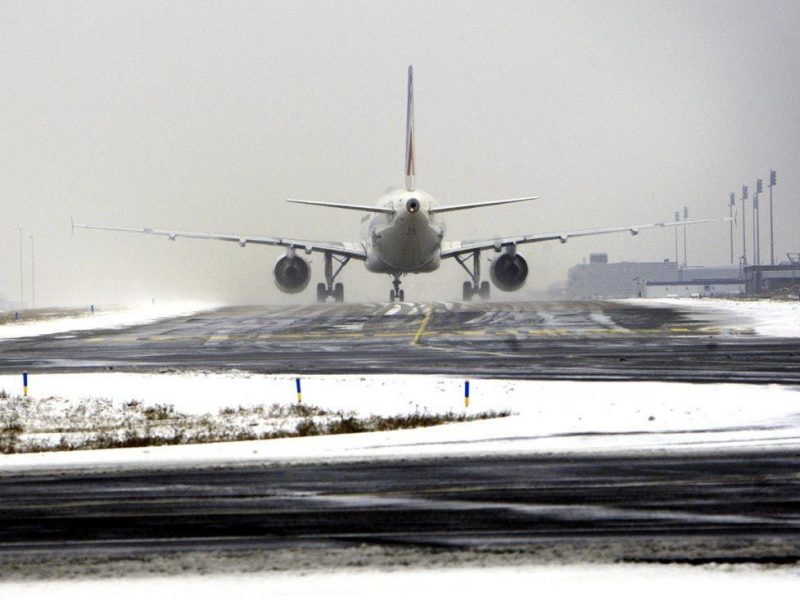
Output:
[{"xmin": 2, "ymin": 1, "xmax": 798, "ymax": 307}]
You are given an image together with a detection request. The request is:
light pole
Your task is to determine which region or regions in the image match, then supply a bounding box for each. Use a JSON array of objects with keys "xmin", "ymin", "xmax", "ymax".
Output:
[
  {"xmin": 674, "ymin": 211, "xmax": 680, "ymax": 267},
  {"xmin": 741, "ymin": 185, "xmax": 748, "ymax": 268},
  {"xmin": 755, "ymin": 178, "xmax": 764, "ymax": 266},
  {"xmin": 769, "ymin": 170, "xmax": 777, "ymax": 265},
  {"xmin": 29, "ymin": 235, "xmax": 35, "ymax": 310},
  {"xmin": 683, "ymin": 206, "xmax": 689, "ymax": 268},
  {"xmin": 753, "ymin": 193, "xmax": 759, "ymax": 266},
  {"xmin": 729, "ymin": 193, "xmax": 735, "ymax": 264},
  {"xmin": 17, "ymin": 228, "xmax": 23, "ymax": 308}
]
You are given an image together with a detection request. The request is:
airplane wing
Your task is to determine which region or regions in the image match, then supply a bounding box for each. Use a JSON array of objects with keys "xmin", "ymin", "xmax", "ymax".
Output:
[
  {"xmin": 72, "ymin": 221, "xmax": 367, "ymax": 260},
  {"xmin": 440, "ymin": 217, "xmax": 730, "ymax": 259}
]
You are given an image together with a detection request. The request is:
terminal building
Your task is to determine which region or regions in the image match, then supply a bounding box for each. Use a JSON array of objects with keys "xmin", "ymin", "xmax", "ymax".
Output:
[
  {"xmin": 643, "ymin": 277, "xmax": 744, "ymax": 298},
  {"xmin": 567, "ymin": 254, "xmax": 678, "ymax": 299},
  {"xmin": 566, "ymin": 253, "xmax": 745, "ymax": 299},
  {"xmin": 743, "ymin": 255, "xmax": 800, "ymax": 296},
  {"xmin": 567, "ymin": 252, "xmax": 800, "ymax": 299}
]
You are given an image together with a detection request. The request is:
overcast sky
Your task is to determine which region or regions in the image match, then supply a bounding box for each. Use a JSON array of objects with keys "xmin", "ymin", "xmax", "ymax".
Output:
[{"xmin": 1, "ymin": 0, "xmax": 798, "ymax": 307}]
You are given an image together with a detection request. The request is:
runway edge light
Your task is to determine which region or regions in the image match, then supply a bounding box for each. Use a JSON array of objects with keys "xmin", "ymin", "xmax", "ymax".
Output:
[
  {"xmin": 295, "ymin": 377, "xmax": 302, "ymax": 403},
  {"xmin": 23, "ymin": 372, "xmax": 28, "ymax": 397},
  {"xmin": 464, "ymin": 380, "xmax": 470, "ymax": 407}
]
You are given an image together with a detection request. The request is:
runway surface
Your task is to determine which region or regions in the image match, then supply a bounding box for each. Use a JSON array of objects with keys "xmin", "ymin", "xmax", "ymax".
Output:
[
  {"xmin": 1, "ymin": 450, "xmax": 799, "ymax": 573},
  {"xmin": 1, "ymin": 301, "xmax": 798, "ymax": 383},
  {"xmin": 3, "ymin": 301, "xmax": 799, "ymax": 574}
]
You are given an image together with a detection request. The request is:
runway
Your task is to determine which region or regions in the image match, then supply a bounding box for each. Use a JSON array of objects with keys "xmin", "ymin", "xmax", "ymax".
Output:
[
  {"xmin": 1, "ymin": 450, "xmax": 799, "ymax": 575},
  {"xmin": 3, "ymin": 300, "xmax": 799, "ymax": 574},
  {"xmin": 1, "ymin": 301, "xmax": 798, "ymax": 383}
]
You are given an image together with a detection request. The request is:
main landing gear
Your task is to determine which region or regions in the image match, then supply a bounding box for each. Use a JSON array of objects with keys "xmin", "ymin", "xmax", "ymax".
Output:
[
  {"xmin": 389, "ymin": 275, "xmax": 405, "ymax": 302},
  {"xmin": 316, "ymin": 252, "xmax": 349, "ymax": 303},
  {"xmin": 455, "ymin": 250, "xmax": 490, "ymax": 301}
]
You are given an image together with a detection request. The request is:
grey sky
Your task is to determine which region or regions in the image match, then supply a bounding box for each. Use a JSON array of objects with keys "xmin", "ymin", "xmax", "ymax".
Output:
[{"xmin": 1, "ymin": 0, "xmax": 798, "ymax": 306}]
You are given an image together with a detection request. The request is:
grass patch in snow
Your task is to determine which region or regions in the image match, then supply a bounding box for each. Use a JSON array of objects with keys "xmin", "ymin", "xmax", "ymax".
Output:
[{"xmin": 0, "ymin": 395, "xmax": 510, "ymax": 454}]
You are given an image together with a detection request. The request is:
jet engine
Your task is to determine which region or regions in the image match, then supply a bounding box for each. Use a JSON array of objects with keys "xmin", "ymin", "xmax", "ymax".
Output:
[
  {"xmin": 273, "ymin": 252, "xmax": 311, "ymax": 294},
  {"xmin": 489, "ymin": 249, "xmax": 528, "ymax": 292}
]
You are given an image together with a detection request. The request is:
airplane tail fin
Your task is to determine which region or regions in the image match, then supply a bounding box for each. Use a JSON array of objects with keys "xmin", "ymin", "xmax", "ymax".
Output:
[{"xmin": 405, "ymin": 65, "xmax": 415, "ymax": 192}]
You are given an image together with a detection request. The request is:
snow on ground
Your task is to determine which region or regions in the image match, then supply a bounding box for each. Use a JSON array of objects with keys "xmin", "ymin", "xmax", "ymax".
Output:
[
  {"xmin": 623, "ymin": 297, "xmax": 800, "ymax": 337},
  {"xmin": 1, "ymin": 372, "xmax": 799, "ymax": 471},
  {"xmin": 1, "ymin": 564, "xmax": 797, "ymax": 599},
  {"xmin": 0, "ymin": 302, "xmax": 215, "ymax": 340}
]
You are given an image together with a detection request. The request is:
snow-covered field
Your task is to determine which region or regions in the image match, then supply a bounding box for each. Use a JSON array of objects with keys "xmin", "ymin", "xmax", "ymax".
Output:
[
  {"xmin": 0, "ymin": 301, "xmax": 216, "ymax": 340},
  {"xmin": 623, "ymin": 297, "xmax": 800, "ymax": 337},
  {"xmin": 1, "ymin": 372, "xmax": 799, "ymax": 471},
  {"xmin": 2, "ymin": 563, "xmax": 797, "ymax": 599}
]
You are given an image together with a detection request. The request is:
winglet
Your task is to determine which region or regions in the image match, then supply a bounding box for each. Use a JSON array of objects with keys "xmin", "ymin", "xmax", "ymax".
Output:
[
  {"xmin": 70, "ymin": 216, "xmax": 75, "ymax": 236},
  {"xmin": 405, "ymin": 65, "xmax": 415, "ymax": 192}
]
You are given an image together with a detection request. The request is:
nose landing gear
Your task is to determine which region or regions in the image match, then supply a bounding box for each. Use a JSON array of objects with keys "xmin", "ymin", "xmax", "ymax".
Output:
[{"xmin": 389, "ymin": 275, "xmax": 405, "ymax": 302}]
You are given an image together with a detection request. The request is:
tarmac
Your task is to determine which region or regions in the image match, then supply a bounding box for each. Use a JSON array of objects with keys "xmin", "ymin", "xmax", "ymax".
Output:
[
  {"xmin": 2, "ymin": 300, "xmax": 799, "ymax": 575},
  {"xmin": 1, "ymin": 450, "xmax": 799, "ymax": 577},
  {"xmin": 0, "ymin": 300, "xmax": 798, "ymax": 383}
]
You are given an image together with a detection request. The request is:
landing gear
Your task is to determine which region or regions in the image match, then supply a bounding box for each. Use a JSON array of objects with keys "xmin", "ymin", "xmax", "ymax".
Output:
[
  {"xmin": 389, "ymin": 275, "xmax": 405, "ymax": 302},
  {"xmin": 316, "ymin": 252, "xmax": 350, "ymax": 303},
  {"xmin": 462, "ymin": 281, "xmax": 472, "ymax": 301},
  {"xmin": 456, "ymin": 250, "xmax": 490, "ymax": 301}
]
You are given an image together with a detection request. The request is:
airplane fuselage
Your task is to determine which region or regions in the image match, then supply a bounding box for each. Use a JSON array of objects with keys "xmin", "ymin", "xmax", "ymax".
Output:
[{"xmin": 361, "ymin": 189, "xmax": 444, "ymax": 275}]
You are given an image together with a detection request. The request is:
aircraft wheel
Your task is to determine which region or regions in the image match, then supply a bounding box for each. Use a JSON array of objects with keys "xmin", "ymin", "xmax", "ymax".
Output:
[
  {"xmin": 462, "ymin": 281, "xmax": 473, "ymax": 301},
  {"xmin": 334, "ymin": 283, "xmax": 344, "ymax": 303},
  {"xmin": 316, "ymin": 283, "xmax": 327, "ymax": 302},
  {"xmin": 398, "ymin": 290, "xmax": 405, "ymax": 302},
  {"xmin": 389, "ymin": 290, "xmax": 396, "ymax": 302},
  {"xmin": 479, "ymin": 281, "xmax": 490, "ymax": 299}
]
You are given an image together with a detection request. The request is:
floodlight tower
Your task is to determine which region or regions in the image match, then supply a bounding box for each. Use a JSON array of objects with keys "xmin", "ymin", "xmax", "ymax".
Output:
[
  {"xmin": 769, "ymin": 170, "xmax": 777, "ymax": 265},
  {"xmin": 741, "ymin": 185, "xmax": 748, "ymax": 267},
  {"xmin": 755, "ymin": 178, "xmax": 764, "ymax": 266},
  {"xmin": 29, "ymin": 235, "xmax": 35, "ymax": 310},
  {"xmin": 683, "ymin": 206, "xmax": 689, "ymax": 267},
  {"xmin": 674, "ymin": 210, "xmax": 680, "ymax": 265},
  {"xmin": 729, "ymin": 193, "xmax": 735, "ymax": 264},
  {"xmin": 17, "ymin": 228, "xmax": 23, "ymax": 307}
]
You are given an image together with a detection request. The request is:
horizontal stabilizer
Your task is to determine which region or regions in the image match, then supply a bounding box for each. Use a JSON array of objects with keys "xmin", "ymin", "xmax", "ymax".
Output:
[
  {"xmin": 429, "ymin": 196, "xmax": 538, "ymax": 214},
  {"xmin": 287, "ymin": 199, "xmax": 395, "ymax": 214}
]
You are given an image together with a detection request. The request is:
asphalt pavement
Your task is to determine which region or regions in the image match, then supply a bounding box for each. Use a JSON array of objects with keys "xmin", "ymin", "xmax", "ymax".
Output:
[
  {"xmin": 1, "ymin": 450, "xmax": 799, "ymax": 577},
  {"xmin": 2, "ymin": 300, "xmax": 799, "ymax": 576},
  {"xmin": 1, "ymin": 300, "xmax": 798, "ymax": 383}
]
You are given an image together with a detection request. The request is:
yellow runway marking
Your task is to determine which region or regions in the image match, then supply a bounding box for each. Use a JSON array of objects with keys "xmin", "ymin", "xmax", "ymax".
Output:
[
  {"xmin": 82, "ymin": 325, "xmax": 743, "ymax": 344},
  {"xmin": 411, "ymin": 305, "xmax": 433, "ymax": 345}
]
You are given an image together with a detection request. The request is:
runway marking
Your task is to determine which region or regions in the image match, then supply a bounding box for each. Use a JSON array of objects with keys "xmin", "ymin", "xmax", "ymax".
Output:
[
  {"xmin": 78, "ymin": 325, "xmax": 748, "ymax": 345},
  {"xmin": 411, "ymin": 305, "xmax": 433, "ymax": 345}
]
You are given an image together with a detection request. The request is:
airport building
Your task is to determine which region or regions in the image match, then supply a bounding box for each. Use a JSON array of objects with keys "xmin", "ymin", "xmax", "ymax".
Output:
[
  {"xmin": 644, "ymin": 278, "xmax": 744, "ymax": 298},
  {"xmin": 743, "ymin": 257, "xmax": 800, "ymax": 296},
  {"xmin": 566, "ymin": 254, "xmax": 678, "ymax": 299},
  {"xmin": 566, "ymin": 254, "xmax": 745, "ymax": 299}
]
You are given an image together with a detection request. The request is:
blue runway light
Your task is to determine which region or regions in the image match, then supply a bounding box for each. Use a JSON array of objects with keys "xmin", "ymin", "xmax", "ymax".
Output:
[{"xmin": 295, "ymin": 377, "xmax": 302, "ymax": 403}]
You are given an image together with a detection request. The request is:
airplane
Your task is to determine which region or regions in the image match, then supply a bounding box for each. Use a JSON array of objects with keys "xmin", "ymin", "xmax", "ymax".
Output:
[{"xmin": 74, "ymin": 66, "xmax": 727, "ymax": 303}]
